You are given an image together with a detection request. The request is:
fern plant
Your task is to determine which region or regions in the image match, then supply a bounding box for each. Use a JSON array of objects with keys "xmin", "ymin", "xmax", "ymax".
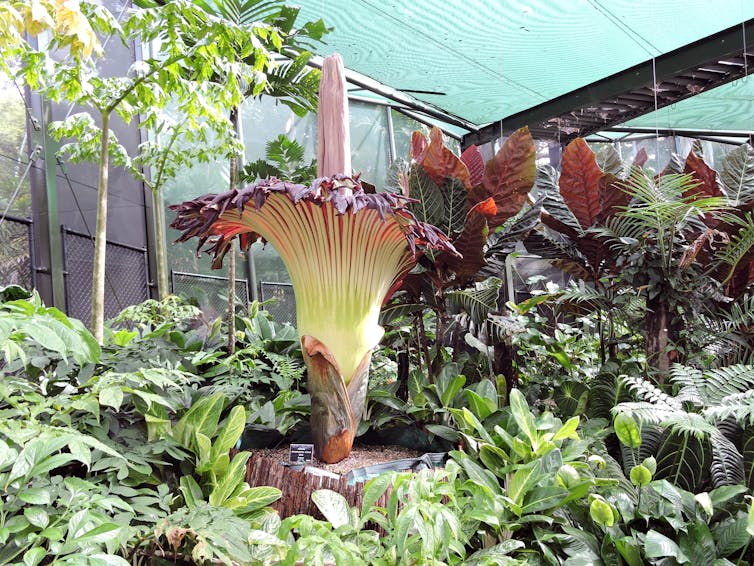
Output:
[
  {"xmin": 613, "ymin": 363, "xmax": 754, "ymax": 491},
  {"xmin": 241, "ymin": 134, "xmax": 317, "ymax": 185}
]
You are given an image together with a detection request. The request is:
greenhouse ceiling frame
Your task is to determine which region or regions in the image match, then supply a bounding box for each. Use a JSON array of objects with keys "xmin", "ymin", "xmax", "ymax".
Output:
[{"xmin": 463, "ymin": 18, "xmax": 754, "ymax": 147}]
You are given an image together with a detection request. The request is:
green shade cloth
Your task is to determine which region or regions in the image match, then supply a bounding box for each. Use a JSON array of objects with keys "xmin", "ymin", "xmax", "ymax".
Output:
[
  {"xmin": 295, "ymin": 1, "xmax": 753, "ymax": 130},
  {"xmin": 619, "ymin": 78, "xmax": 754, "ymax": 133}
]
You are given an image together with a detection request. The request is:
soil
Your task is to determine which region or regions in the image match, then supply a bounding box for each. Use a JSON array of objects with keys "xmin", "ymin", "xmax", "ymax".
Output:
[{"xmin": 251, "ymin": 444, "xmax": 426, "ymax": 475}]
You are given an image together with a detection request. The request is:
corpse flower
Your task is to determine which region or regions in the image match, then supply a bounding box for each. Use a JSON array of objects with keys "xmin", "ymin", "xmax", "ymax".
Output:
[{"xmin": 170, "ymin": 175, "xmax": 458, "ymax": 462}]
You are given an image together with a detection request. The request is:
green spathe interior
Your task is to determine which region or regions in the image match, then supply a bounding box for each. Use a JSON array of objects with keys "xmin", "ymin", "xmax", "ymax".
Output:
[{"xmin": 214, "ymin": 192, "xmax": 416, "ymax": 384}]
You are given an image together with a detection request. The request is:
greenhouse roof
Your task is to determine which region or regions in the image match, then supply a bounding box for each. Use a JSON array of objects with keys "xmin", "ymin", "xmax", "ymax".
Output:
[{"xmin": 294, "ymin": 1, "xmax": 754, "ymax": 143}]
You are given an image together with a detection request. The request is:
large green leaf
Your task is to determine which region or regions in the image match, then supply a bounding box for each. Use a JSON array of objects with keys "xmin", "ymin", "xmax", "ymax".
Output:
[
  {"xmin": 644, "ymin": 530, "xmax": 688, "ymax": 562},
  {"xmin": 721, "ymin": 143, "xmax": 754, "ymax": 207},
  {"xmin": 743, "ymin": 426, "xmax": 754, "ymax": 491},
  {"xmin": 710, "ymin": 430, "xmax": 744, "ymax": 487},
  {"xmin": 311, "ymin": 489, "xmax": 351, "ymax": 529},
  {"xmin": 409, "ymin": 166, "xmax": 450, "ymax": 228},
  {"xmin": 595, "ymin": 145, "xmax": 624, "ymax": 177},
  {"xmin": 509, "ymin": 389, "xmax": 538, "ymax": 451},
  {"xmin": 508, "ymin": 461, "xmax": 542, "ymax": 507},
  {"xmin": 654, "ymin": 429, "xmax": 711, "ymax": 492},
  {"xmin": 209, "ymin": 452, "xmax": 251, "ymax": 507},
  {"xmin": 679, "ymin": 521, "xmax": 717, "ymax": 566},
  {"xmin": 172, "ymin": 393, "xmax": 225, "ymax": 452},
  {"xmin": 712, "ymin": 512, "xmax": 750, "ymax": 556},
  {"xmin": 210, "ymin": 405, "xmax": 246, "ymax": 463}
]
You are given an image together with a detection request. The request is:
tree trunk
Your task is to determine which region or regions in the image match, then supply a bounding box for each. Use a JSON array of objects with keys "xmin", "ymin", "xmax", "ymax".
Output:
[
  {"xmin": 493, "ymin": 337, "xmax": 517, "ymax": 404},
  {"xmin": 91, "ymin": 111, "xmax": 110, "ymax": 343},
  {"xmin": 646, "ymin": 294, "xmax": 672, "ymax": 379},
  {"xmin": 397, "ymin": 350, "xmax": 409, "ymax": 402},
  {"xmin": 151, "ymin": 189, "xmax": 169, "ymax": 299},
  {"xmin": 226, "ymin": 106, "xmax": 241, "ymax": 355}
]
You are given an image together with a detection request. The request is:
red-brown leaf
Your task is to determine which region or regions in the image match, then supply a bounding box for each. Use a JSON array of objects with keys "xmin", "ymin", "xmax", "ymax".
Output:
[
  {"xmin": 439, "ymin": 199, "xmax": 495, "ymax": 284},
  {"xmin": 475, "ymin": 126, "xmax": 535, "ymax": 229},
  {"xmin": 461, "ymin": 145, "xmax": 485, "ymax": 187},
  {"xmin": 634, "ymin": 147, "xmax": 648, "ymax": 168},
  {"xmin": 411, "ymin": 131, "xmax": 428, "ymax": 163},
  {"xmin": 596, "ymin": 173, "xmax": 631, "ymax": 223},
  {"xmin": 684, "ymin": 151, "xmax": 722, "ymax": 200},
  {"xmin": 560, "ymin": 138, "xmax": 603, "ymax": 229},
  {"xmin": 421, "ymin": 127, "xmax": 472, "ymax": 189}
]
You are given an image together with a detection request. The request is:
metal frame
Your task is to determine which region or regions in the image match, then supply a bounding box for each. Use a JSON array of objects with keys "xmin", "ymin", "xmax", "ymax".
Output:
[
  {"xmin": 170, "ymin": 270, "xmax": 250, "ymax": 305},
  {"xmin": 0, "ymin": 214, "xmax": 36, "ymax": 290},
  {"xmin": 61, "ymin": 226, "xmax": 149, "ymax": 319},
  {"xmin": 464, "ymin": 18, "xmax": 754, "ymax": 146}
]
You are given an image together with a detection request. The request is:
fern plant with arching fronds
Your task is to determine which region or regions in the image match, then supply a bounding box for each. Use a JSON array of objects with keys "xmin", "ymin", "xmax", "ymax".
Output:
[{"xmin": 613, "ymin": 363, "xmax": 754, "ymax": 492}]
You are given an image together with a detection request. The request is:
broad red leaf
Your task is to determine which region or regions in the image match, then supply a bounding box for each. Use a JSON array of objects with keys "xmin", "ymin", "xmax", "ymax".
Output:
[
  {"xmin": 473, "ymin": 126, "xmax": 535, "ymax": 229},
  {"xmin": 560, "ymin": 138, "xmax": 603, "ymax": 229},
  {"xmin": 439, "ymin": 199, "xmax": 496, "ymax": 284},
  {"xmin": 596, "ymin": 173, "xmax": 631, "ymax": 223},
  {"xmin": 540, "ymin": 210, "xmax": 581, "ymax": 240},
  {"xmin": 420, "ymin": 127, "xmax": 472, "ymax": 189},
  {"xmin": 726, "ymin": 261, "xmax": 754, "ymax": 298},
  {"xmin": 634, "ymin": 147, "xmax": 648, "ymax": 168},
  {"xmin": 684, "ymin": 151, "xmax": 722, "ymax": 200},
  {"xmin": 411, "ymin": 131, "xmax": 428, "ymax": 163},
  {"xmin": 460, "ymin": 145, "xmax": 485, "ymax": 187},
  {"xmin": 575, "ymin": 234, "xmax": 612, "ymax": 279}
]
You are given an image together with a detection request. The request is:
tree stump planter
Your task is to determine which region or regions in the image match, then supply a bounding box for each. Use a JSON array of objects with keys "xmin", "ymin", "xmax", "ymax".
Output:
[{"xmin": 244, "ymin": 450, "xmax": 447, "ymax": 519}]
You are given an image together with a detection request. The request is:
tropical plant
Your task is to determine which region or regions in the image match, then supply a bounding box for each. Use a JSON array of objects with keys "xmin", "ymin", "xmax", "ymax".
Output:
[
  {"xmin": 170, "ymin": 174, "xmax": 457, "ymax": 463},
  {"xmin": 382, "ymin": 126, "xmax": 539, "ymax": 397},
  {"xmin": 242, "ymin": 133, "xmax": 317, "ymax": 185},
  {"xmin": 5, "ymin": 0, "xmax": 327, "ymax": 341},
  {"xmin": 612, "ymin": 363, "xmax": 754, "ymax": 492}
]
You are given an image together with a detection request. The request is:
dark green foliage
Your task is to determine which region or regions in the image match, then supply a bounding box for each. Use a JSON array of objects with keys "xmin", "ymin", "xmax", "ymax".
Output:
[
  {"xmin": 241, "ymin": 134, "xmax": 317, "ymax": 185},
  {"xmin": 654, "ymin": 429, "xmax": 710, "ymax": 492}
]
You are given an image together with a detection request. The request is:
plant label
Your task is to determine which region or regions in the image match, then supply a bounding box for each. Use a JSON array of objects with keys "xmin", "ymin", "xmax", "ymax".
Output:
[{"xmin": 290, "ymin": 443, "xmax": 314, "ymax": 463}]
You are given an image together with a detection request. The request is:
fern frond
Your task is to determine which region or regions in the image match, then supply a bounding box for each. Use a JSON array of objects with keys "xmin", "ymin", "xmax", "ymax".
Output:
[
  {"xmin": 661, "ymin": 412, "xmax": 718, "ymax": 439},
  {"xmin": 446, "ymin": 278, "xmax": 502, "ymax": 327},
  {"xmin": 715, "ymin": 212, "xmax": 754, "ymax": 285},
  {"xmin": 612, "ymin": 402, "xmax": 675, "ymax": 425},
  {"xmin": 621, "ymin": 375, "xmax": 682, "ymax": 411},
  {"xmin": 703, "ymin": 390, "xmax": 754, "ymax": 426},
  {"xmin": 669, "ymin": 363, "xmax": 705, "ymax": 405},
  {"xmin": 702, "ymin": 365, "xmax": 754, "ymax": 405}
]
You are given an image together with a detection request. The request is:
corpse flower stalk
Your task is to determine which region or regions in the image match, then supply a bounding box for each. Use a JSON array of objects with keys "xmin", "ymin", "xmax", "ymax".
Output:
[{"xmin": 170, "ymin": 175, "xmax": 458, "ymax": 462}]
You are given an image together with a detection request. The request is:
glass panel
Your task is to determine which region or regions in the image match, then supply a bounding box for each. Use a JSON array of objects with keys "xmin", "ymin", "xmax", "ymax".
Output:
[
  {"xmin": 241, "ymin": 96, "xmax": 317, "ymax": 165},
  {"xmin": 350, "ymin": 100, "xmax": 389, "ymax": 187},
  {"xmin": 392, "ymin": 110, "xmax": 430, "ymax": 162},
  {"xmin": 590, "ymin": 137, "xmax": 676, "ymax": 174},
  {"xmin": 0, "ymin": 74, "xmax": 31, "ymax": 218}
]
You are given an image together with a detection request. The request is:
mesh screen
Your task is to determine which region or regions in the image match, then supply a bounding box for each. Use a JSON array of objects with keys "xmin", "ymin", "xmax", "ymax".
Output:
[
  {"xmin": 62, "ymin": 229, "xmax": 149, "ymax": 323},
  {"xmin": 294, "ymin": 1, "xmax": 754, "ymax": 127},
  {"xmin": 621, "ymin": 78, "xmax": 754, "ymax": 133},
  {"xmin": 0, "ymin": 218, "xmax": 32, "ymax": 290},
  {"xmin": 171, "ymin": 271, "xmax": 248, "ymax": 322},
  {"xmin": 259, "ymin": 281, "xmax": 296, "ymax": 326}
]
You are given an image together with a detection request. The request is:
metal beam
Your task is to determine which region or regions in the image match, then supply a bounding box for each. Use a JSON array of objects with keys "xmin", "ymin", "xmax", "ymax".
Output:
[{"xmin": 463, "ymin": 19, "xmax": 754, "ymax": 148}]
